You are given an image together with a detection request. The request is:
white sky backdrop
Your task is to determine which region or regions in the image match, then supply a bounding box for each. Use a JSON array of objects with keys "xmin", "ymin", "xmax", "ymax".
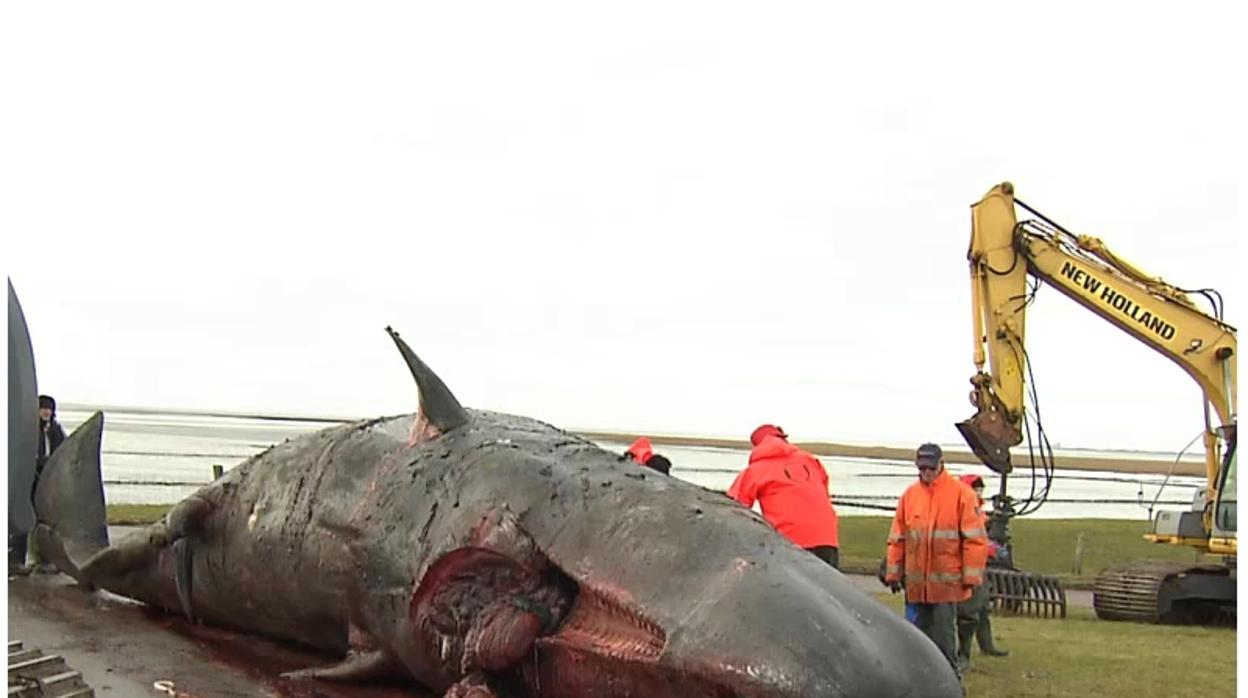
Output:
[{"xmin": 2, "ymin": 1, "xmax": 1243, "ymax": 452}]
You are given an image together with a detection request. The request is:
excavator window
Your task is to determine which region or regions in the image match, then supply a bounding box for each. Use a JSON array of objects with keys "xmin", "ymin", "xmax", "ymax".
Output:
[{"xmin": 1216, "ymin": 446, "xmax": 1236, "ymax": 534}]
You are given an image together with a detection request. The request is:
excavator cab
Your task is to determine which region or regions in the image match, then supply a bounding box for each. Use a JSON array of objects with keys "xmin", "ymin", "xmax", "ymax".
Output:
[{"xmin": 1095, "ymin": 428, "xmax": 1237, "ymax": 624}]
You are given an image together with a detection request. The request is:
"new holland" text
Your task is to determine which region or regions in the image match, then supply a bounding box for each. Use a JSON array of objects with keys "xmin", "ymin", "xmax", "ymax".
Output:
[{"xmin": 1060, "ymin": 261, "xmax": 1176, "ymax": 341}]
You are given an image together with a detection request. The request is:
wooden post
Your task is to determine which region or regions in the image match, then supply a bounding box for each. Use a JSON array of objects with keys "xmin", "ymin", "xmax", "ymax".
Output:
[
  {"xmin": 212, "ymin": 464, "xmax": 224, "ymax": 480},
  {"xmin": 1073, "ymin": 532, "xmax": 1086, "ymax": 575}
]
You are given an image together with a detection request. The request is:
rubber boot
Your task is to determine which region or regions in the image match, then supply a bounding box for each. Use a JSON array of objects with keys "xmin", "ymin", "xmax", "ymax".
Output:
[
  {"xmin": 9, "ymin": 532, "xmax": 31, "ymax": 576},
  {"xmin": 28, "ymin": 532, "xmax": 58, "ymax": 575},
  {"xmin": 956, "ymin": 614, "xmax": 976, "ymax": 672},
  {"xmin": 976, "ymin": 611, "xmax": 1009, "ymax": 657}
]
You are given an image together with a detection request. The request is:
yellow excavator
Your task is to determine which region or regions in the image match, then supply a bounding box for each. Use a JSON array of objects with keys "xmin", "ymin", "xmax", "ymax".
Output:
[{"xmin": 958, "ymin": 181, "xmax": 1237, "ymax": 624}]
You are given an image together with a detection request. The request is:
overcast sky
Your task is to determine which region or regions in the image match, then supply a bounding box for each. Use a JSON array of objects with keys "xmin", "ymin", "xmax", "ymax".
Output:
[{"xmin": 2, "ymin": 2, "xmax": 1242, "ymax": 453}]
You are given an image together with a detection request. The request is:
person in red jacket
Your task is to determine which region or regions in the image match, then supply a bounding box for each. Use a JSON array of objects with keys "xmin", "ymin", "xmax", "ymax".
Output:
[
  {"xmin": 624, "ymin": 437, "xmax": 654, "ymax": 465},
  {"xmin": 727, "ymin": 424, "xmax": 840, "ymax": 568},
  {"xmin": 884, "ymin": 443, "xmax": 989, "ymax": 680}
]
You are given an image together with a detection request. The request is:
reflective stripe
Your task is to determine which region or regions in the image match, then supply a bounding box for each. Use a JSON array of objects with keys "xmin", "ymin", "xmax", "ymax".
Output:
[
  {"xmin": 887, "ymin": 534, "xmax": 905, "ymax": 543},
  {"xmin": 961, "ymin": 527, "xmax": 987, "ymax": 538},
  {"xmin": 905, "ymin": 528, "xmax": 961, "ymax": 540},
  {"xmin": 963, "ymin": 567, "xmax": 984, "ymax": 578},
  {"xmin": 900, "ymin": 569, "xmax": 964, "ymax": 582}
]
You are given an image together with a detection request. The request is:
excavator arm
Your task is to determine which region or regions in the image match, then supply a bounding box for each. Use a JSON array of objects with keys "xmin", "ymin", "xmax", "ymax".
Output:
[{"xmin": 960, "ymin": 181, "xmax": 1237, "ymax": 551}]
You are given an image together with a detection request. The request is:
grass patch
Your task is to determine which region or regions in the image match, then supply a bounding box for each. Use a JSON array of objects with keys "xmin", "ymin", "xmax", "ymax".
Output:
[
  {"xmin": 870, "ymin": 592, "xmax": 1235, "ymax": 697},
  {"xmin": 107, "ymin": 504, "xmax": 171, "ymax": 525},
  {"xmin": 838, "ymin": 517, "xmax": 1217, "ymax": 587}
]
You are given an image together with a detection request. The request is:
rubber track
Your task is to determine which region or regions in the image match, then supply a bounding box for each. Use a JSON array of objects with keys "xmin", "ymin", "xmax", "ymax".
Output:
[{"xmin": 1092, "ymin": 560, "xmax": 1191, "ymax": 623}]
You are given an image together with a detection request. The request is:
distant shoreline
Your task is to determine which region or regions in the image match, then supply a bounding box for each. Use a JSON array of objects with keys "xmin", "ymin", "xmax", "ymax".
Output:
[
  {"xmin": 577, "ymin": 432, "xmax": 1206, "ymax": 478},
  {"xmin": 60, "ymin": 403, "xmax": 1206, "ymax": 478}
]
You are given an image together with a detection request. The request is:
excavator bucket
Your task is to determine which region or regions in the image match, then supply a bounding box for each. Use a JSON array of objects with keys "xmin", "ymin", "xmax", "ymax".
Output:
[
  {"xmin": 985, "ymin": 567, "xmax": 1067, "ymax": 619},
  {"xmin": 956, "ymin": 413, "xmax": 1015, "ymax": 475}
]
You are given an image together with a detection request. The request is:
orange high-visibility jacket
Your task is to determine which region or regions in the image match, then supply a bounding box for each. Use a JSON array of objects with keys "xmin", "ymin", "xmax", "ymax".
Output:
[{"xmin": 884, "ymin": 469, "xmax": 988, "ymax": 603}]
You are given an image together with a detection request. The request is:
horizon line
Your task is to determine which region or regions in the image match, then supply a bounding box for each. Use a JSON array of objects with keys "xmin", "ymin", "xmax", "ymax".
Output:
[{"xmin": 55, "ymin": 401, "xmax": 1205, "ymax": 461}]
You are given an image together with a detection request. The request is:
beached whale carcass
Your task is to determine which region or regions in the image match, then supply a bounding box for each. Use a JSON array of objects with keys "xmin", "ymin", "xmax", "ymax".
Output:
[{"xmin": 36, "ymin": 327, "xmax": 962, "ymax": 697}]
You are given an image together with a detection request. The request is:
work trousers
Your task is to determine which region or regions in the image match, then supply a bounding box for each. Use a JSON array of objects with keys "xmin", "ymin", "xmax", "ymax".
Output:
[
  {"xmin": 8, "ymin": 528, "xmax": 48, "ymax": 569},
  {"xmin": 807, "ymin": 545, "xmax": 840, "ymax": 570},
  {"xmin": 956, "ymin": 582, "xmax": 992, "ymax": 660},
  {"xmin": 911, "ymin": 602, "xmax": 960, "ymax": 678},
  {"xmin": 9, "ymin": 532, "xmax": 29, "ymax": 567}
]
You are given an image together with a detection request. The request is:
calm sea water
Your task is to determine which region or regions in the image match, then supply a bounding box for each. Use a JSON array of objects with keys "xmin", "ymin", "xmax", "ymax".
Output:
[{"xmin": 57, "ymin": 407, "xmax": 1204, "ymax": 521}]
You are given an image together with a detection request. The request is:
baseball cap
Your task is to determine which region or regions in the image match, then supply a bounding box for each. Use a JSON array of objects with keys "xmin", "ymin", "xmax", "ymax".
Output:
[{"xmin": 916, "ymin": 442, "xmax": 943, "ymax": 467}]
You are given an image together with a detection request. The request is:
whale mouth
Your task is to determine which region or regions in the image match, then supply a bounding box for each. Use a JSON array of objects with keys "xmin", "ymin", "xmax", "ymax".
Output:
[
  {"xmin": 410, "ymin": 545, "xmax": 803, "ymax": 698},
  {"xmin": 539, "ymin": 586, "xmax": 666, "ymax": 662}
]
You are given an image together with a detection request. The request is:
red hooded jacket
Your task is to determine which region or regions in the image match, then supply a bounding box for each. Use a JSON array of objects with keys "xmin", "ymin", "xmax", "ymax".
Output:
[
  {"xmin": 626, "ymin": 437, "xmax": 654, "ymax": 465},
  {"xmin": 728, "ymin": 436, "xmax": 839, "ymax": 549},
  {"xmin": 959, "ymin": 473, "xmax": 1001, "ymax": 560}
]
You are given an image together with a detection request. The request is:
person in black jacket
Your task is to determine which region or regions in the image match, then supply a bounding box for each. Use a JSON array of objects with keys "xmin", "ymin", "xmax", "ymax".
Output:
[
  {"xmin": 37, "ymin": 394, "xmax": 67, "ymax": 472},
  {"xmin": 644, "ymin": 453, "xmax": 672, "ymax": 475}
]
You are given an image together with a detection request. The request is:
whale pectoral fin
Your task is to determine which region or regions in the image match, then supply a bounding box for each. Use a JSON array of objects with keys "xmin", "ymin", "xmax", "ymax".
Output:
[
  {"xmin": 166, "ymin": 495, "xmax": 213, "ymax": 538},
  {"xmin": 78, "ymin": 524, "xmax": 164, "ymax": 582},
  {"xmin": 172, "ymin": 538, "xmax": 194, "ymax": 623},
  {"xmin": 163, "ymin": 492, "xmax": 215, "ymax": 623},
  {"xmin": 279, "ymin": 649, "xmax": 396, "ymax": 682}
]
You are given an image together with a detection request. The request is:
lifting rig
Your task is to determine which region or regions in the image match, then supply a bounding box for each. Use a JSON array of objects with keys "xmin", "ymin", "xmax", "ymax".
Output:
[{"xmin": 958, "ymin": 182, "xmax": 1236, "ymax": 623}]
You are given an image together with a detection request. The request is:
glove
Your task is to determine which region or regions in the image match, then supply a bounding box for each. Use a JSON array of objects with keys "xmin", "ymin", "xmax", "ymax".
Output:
[{"xmin": 888, "ymin": 580, "xmax": 903, "ymax": 594}]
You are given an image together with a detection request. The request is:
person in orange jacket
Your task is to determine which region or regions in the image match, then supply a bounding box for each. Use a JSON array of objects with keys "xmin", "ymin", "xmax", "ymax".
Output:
[
  {"xmin": 884, "ymin": 443, "xmax": 988, "ymax": 679},
  {"xmin": 956, "ymin": 474, "xmax": 1009, "ymax": 668},
  {"xmin": 727, "ymin": 424, "xmax": 840, "ymax": 568}
]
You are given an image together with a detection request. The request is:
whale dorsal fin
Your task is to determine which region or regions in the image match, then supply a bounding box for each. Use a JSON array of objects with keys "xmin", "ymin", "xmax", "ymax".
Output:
[{"xmin": 386, "ymin": 326, "xmax": 469, "ymax": 436}]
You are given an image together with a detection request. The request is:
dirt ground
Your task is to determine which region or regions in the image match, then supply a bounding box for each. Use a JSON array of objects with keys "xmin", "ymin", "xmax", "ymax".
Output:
[{"xmin": 7, "ymin": 573, "xmax": 430, "ymax": 698}]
